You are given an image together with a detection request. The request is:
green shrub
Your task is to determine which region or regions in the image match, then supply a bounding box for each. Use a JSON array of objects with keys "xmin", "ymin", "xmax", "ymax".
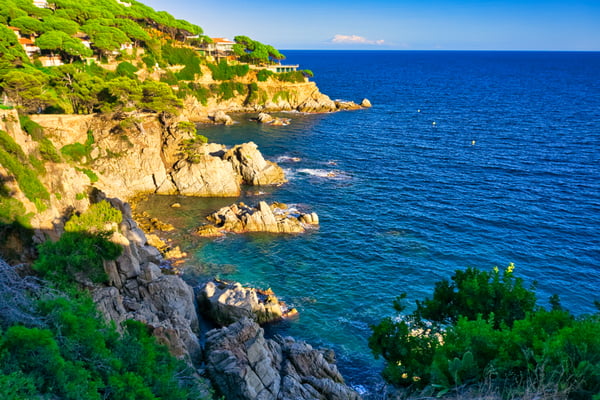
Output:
[
  {"xmin": 19, "ymin": 115, "xmax": 44, "ymax": 141},
  {"xmin": 64, "ymin": 200, "xmax": 122, "ymax": 233},
  {"xmin": 60, "ymin": 131, "xmax": 94, "ymax": 163},
  {"xmin": 275, "ymin": 70, "xmax": 307, "ymax": 83},
  {"xmin": 76, "ymin": 168, "xmax": 99, "ymax": 183},
  {"xmin": 369, "ymin": 265, "xmax": 600, "ymax": 398},
  {"xmin": 257, "ymin": 69, "xmax": 273, "ymax": 82},
  {"xmin": 115, "ymin": 61, "xmax": 138, "ymax": 79},
  {"xmin": 38, "ymin": 138, "xmax": 61, "ymax": 162},
  {"xmin": 208, "ymin": 59, "xmax": 248, "ymax": 81},
  {"xmin": 415, "ymin": 264, "xmax": 536, "ymax": 328},
  {"xmin": 0, "ymin": 290, "xmax": 206, "ymax": 400},
  {"xmin": 0, "ymin": 130, "xmax": 49, "ymax": 211}
]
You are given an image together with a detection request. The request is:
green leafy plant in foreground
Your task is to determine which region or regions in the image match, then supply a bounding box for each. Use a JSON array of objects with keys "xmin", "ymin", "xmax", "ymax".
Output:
[{"xmin": 369, "ymin": 265, "xmax": 600, "ymax": 399}]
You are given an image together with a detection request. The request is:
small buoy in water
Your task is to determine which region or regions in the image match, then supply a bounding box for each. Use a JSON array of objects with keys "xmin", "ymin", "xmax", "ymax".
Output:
[
  {"xmin": 471, "ymin": 140, "xmax": 476, "ymax": 145},
  {"xmin": 417, "ymin": 109, "xmax": 421, "ymax": 113},
  {"xmin": 432, "ymin": 121, "xmax": 436, "ymax": 126}
]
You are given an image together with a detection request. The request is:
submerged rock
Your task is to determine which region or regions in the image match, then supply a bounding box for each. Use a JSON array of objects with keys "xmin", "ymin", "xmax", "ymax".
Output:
[
  {"xmin": 199, "ymin": 201, "xmax": 318, "ymax": 235},
  {"xmin": 197, "ymin": 279, "xmax": 295, "ymax": 326},
  {"xmin": 205, "ymin": 318, "xmax": 362, "ymax": 400},
  {"xmin": 256, "ymin": 113, "xmax": 291, "ymax": 126}
]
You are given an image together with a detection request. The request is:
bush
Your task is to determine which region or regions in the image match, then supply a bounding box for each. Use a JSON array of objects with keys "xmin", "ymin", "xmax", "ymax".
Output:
[
  {"xmin": 60, "ymin": 131, "xmax": 94, "ymax": 163},
  {"xmin": 369, "ymin": 265, "xmax": 600, "ymax": 398},
  {"xmin": 415, "ymin": 264, "xmax": 537, "ymax": 328},
  {"xmin": 0, "ymin": 289, "xmax": 207, "ymax": 400},
  {"xmin": 257, "ymin": 69, "xmax": 273, "ymax": 82},
  {"xmin": 64, "ymin": 200, "xmax": 122, "ymax": 233},
  {"xmin": 116, "ymin": 61, "xmax": 138, "ymax": 79},
  {"xmin": 33, "ymin": 231, "xmax": 121, "ymax": 285},
  {"xmin": 208, "ymin": 59, "xmax": 248, "ymax": 81},
  {"xmin": 0, "ymin": 130, "xmax": 49, "ymax": 210}
]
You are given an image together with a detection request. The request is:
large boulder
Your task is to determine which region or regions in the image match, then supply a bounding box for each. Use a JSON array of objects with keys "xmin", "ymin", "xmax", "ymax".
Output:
[
  {"xmin": 171, "ymin": 157, "xmax": 241, "ymax": 197},
  {"xmin": 212, "ymin": 110, "xmax": 234, "ymax": 125},
  {"xmin": 205, "ymin": 318, "xmax": 361, "ymax": 400},
  {"xmin": 223, "ymin": 142, "xmax": 286, "ymax": 186},
  {"xmin": 197, "ymin": 279, "xmax": 289, "ymax": 326},
  {"xmin": 200, "ymin": 201, "xmax": 318, "ymax": 235}
]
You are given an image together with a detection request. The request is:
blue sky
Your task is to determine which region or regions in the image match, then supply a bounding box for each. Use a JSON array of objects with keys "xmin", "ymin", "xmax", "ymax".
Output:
[{"xmin": 141, "ymin": 0, "xmax": 600, "ymax": 50}]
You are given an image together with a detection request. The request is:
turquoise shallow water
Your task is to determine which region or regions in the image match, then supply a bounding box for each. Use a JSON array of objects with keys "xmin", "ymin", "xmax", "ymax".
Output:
[{"xmin": 139, "ymin": 51, "xmax": 600, "ymax": 396}]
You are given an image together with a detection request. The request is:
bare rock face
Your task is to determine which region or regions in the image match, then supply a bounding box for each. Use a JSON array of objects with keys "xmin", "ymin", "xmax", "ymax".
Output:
[
  {"xmin": 360, "ymin": 98, "xmax": 372, "ymax": 108},
  {"xmin": 205, "ymin": 318, "xmax": 362, "ymax": 400},
  {"xmin": 224, "ymin": 142, "xmax": 286, "ymax": 186},
  {"xmin": 200, "ymin": 201, "xmax": 318, "ymax": 235},
  {"xmin": 92, "ymin": 195, "xmax": 201, "ymax": 361},
  {"xmin": 197, "ymin": 280, "xmax": 292, "ymax": 326},
  {"xmin": 212, "ymin": 110, "xmax": 234, "ymax": 125},
  {"xmin": 171, "ymin": 157, "xmax": 241, "ymax": 197}
]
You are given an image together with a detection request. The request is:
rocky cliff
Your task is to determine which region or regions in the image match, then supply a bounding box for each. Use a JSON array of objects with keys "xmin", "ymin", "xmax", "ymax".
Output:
[
  {"xmin": 181, "ymin": 68, "xmax": 370, "ymax": 123},
  {"xmin": 29, "ymin": 112, "xmax": 285, "ymax": 202}
]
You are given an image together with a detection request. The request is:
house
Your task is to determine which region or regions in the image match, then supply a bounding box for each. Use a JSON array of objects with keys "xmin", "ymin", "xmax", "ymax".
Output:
[
  {"xmin": 38, "ymin": 56, "xmax": 64, "ymax": 67},
  {"xmin": 18, "ymin": 37, "xmax": 40, "ymax": 57},
  {"xmin": 212, "ymin": 38, "xmax": 235, "ymax": 54},
  {"xmin": 266, "ymin": 64, "xmax": 299, "ymax": 73},
  {"xmin": 8, "ymin": 26, "xmax": 21, "ymax": 38},
  {"xmin": 33, "ymin": 0, "xmax": 48, "ymax": 8}
]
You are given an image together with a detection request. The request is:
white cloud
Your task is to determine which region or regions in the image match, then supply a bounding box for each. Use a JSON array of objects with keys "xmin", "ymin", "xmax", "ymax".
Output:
[{"xmin": 331, "ymin": 34, "xmax": 385, "ymax": 46}]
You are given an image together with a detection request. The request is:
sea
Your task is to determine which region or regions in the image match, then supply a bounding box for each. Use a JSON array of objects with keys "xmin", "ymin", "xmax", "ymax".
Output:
[{"xmin": 138, "ymin": 51, "xmax": 600, "ymax": 397}]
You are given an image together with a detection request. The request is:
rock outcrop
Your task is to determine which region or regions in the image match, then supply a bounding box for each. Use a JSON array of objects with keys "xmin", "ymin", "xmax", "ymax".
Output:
[
  {"xmin": 197, "ymin": 279, "xmax": 296, "ymax": 326},
  {"xmin": 224, "ymin": 142, "xmax": 287, "ymax": 186},
  {"xmin": 92, "ymin": 194, "xmax": 201, "ymax": 361},
  {"xmin": 29, "ymin": 114, "xmax": 285, "ymax": 200},
  {"xmin": 205, "ymin": 318, "xmax": 362, "ymax": 400},
  {"xmin": 256, "ymin": 113, "xmax": 291, "ymax": 126},
  {"xmin": 198, "ymin": 201, "xmax": 318, "ymax": 235}
]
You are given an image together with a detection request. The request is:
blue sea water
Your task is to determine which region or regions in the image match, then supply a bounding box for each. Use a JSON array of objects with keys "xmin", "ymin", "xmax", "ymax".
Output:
[{"xmin": 141, "ymin": 51, "xmax": 600, "ymax": 395}]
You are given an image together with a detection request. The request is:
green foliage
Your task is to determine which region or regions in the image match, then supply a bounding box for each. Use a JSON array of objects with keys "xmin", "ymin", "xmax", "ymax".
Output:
[
  {"xmin": 33, "ymin": 230, "xmax": 120, "ymax": 285},
  {"xmin": 276, "ymin": 70, "xmax": 309, "ymax": 83},
  {"xmin": 1, "ymin": 69, "xmax": 56, "ymax": 113},
  {"xmin": 60, "ymin": 130, "xmax": 94, "ymax": 163},
  {"xmin": 0, "ymin": 130, "xmax": 49, "ymax": 210},
  {"xmin": 273, "ymin": 90, "xmax": 290, "ymax": 103},
  {"xmin": 208, "ymin": 59, "xmax": 249, "ymax": 81},
  {"xmin": 233, "ymin": 35, "xmax": 285, "ymax": 64},
  {"xmin": 79, "ymin": 168, "xmax": 99, "ymax": 183},
  {"xmin": 415, "ymin": 264, "xmax": 536, "ymax": 328},
  {"xmin": 115, "ymin": 61, "xmax": 138, "ymax": 78},
  {"xmin": 176, "ymin": 121, "xmax": 197, "ymax": 135},
  {"xmin": 64, "ymin": 200, "xmax": 122, "ymax": 233},
  {"xmin": 162, "ymin": 45, "xmax": 202, "ymax": 79},
  {"xmin": 0, "ymin": 287, "xmax": 206, "ymax": 400},
  {"xmin": 179, "ymin": 133, "xmax": 209, "ymax": 163},
  {"xmin": 19, "ymin": 115, "xmax": 44, "ymax": 140},
  {"xmin": 369, "ymin": 265, "xmax": 600, "ymax": 398},
  {"xmin": 213, "ymin": 81, "xmax": 247, "ymax": 100},
  {"xmin": 257, "ymin": 69, "xmax": 273, "ymax": 82}
]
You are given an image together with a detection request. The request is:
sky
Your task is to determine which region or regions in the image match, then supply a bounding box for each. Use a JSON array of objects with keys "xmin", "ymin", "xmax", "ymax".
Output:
[{"xmin": 140, "ymin": 0, "xmax": 600, "ymax": 51}]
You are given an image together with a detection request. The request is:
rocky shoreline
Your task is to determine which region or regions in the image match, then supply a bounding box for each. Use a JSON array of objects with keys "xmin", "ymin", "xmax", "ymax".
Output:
[
  {"xmin": 1, "ymin": 98, "xmax": 368, "ymax": 398},
  {"xmin": 197, "ymin": 201, "xmax": 319, "ymax": 236}
]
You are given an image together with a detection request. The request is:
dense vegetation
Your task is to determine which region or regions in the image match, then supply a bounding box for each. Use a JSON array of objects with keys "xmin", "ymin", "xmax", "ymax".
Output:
[
  {"xmin": 369, "ymin": 265, "xmax": 600, "ymax": 399},
  {"xmin": 0, "ymin": 0, "xmax": 296, "ymax": 115},
  {"xmin": 0, "ymin": 201, "xmax": 209, "ymax": 399}
]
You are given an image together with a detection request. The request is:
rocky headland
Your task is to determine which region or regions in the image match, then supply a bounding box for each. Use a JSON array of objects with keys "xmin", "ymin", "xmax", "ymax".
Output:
[{"xmin": 0, "ymin": 97, "xmax": 362, "ymax": 399}]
